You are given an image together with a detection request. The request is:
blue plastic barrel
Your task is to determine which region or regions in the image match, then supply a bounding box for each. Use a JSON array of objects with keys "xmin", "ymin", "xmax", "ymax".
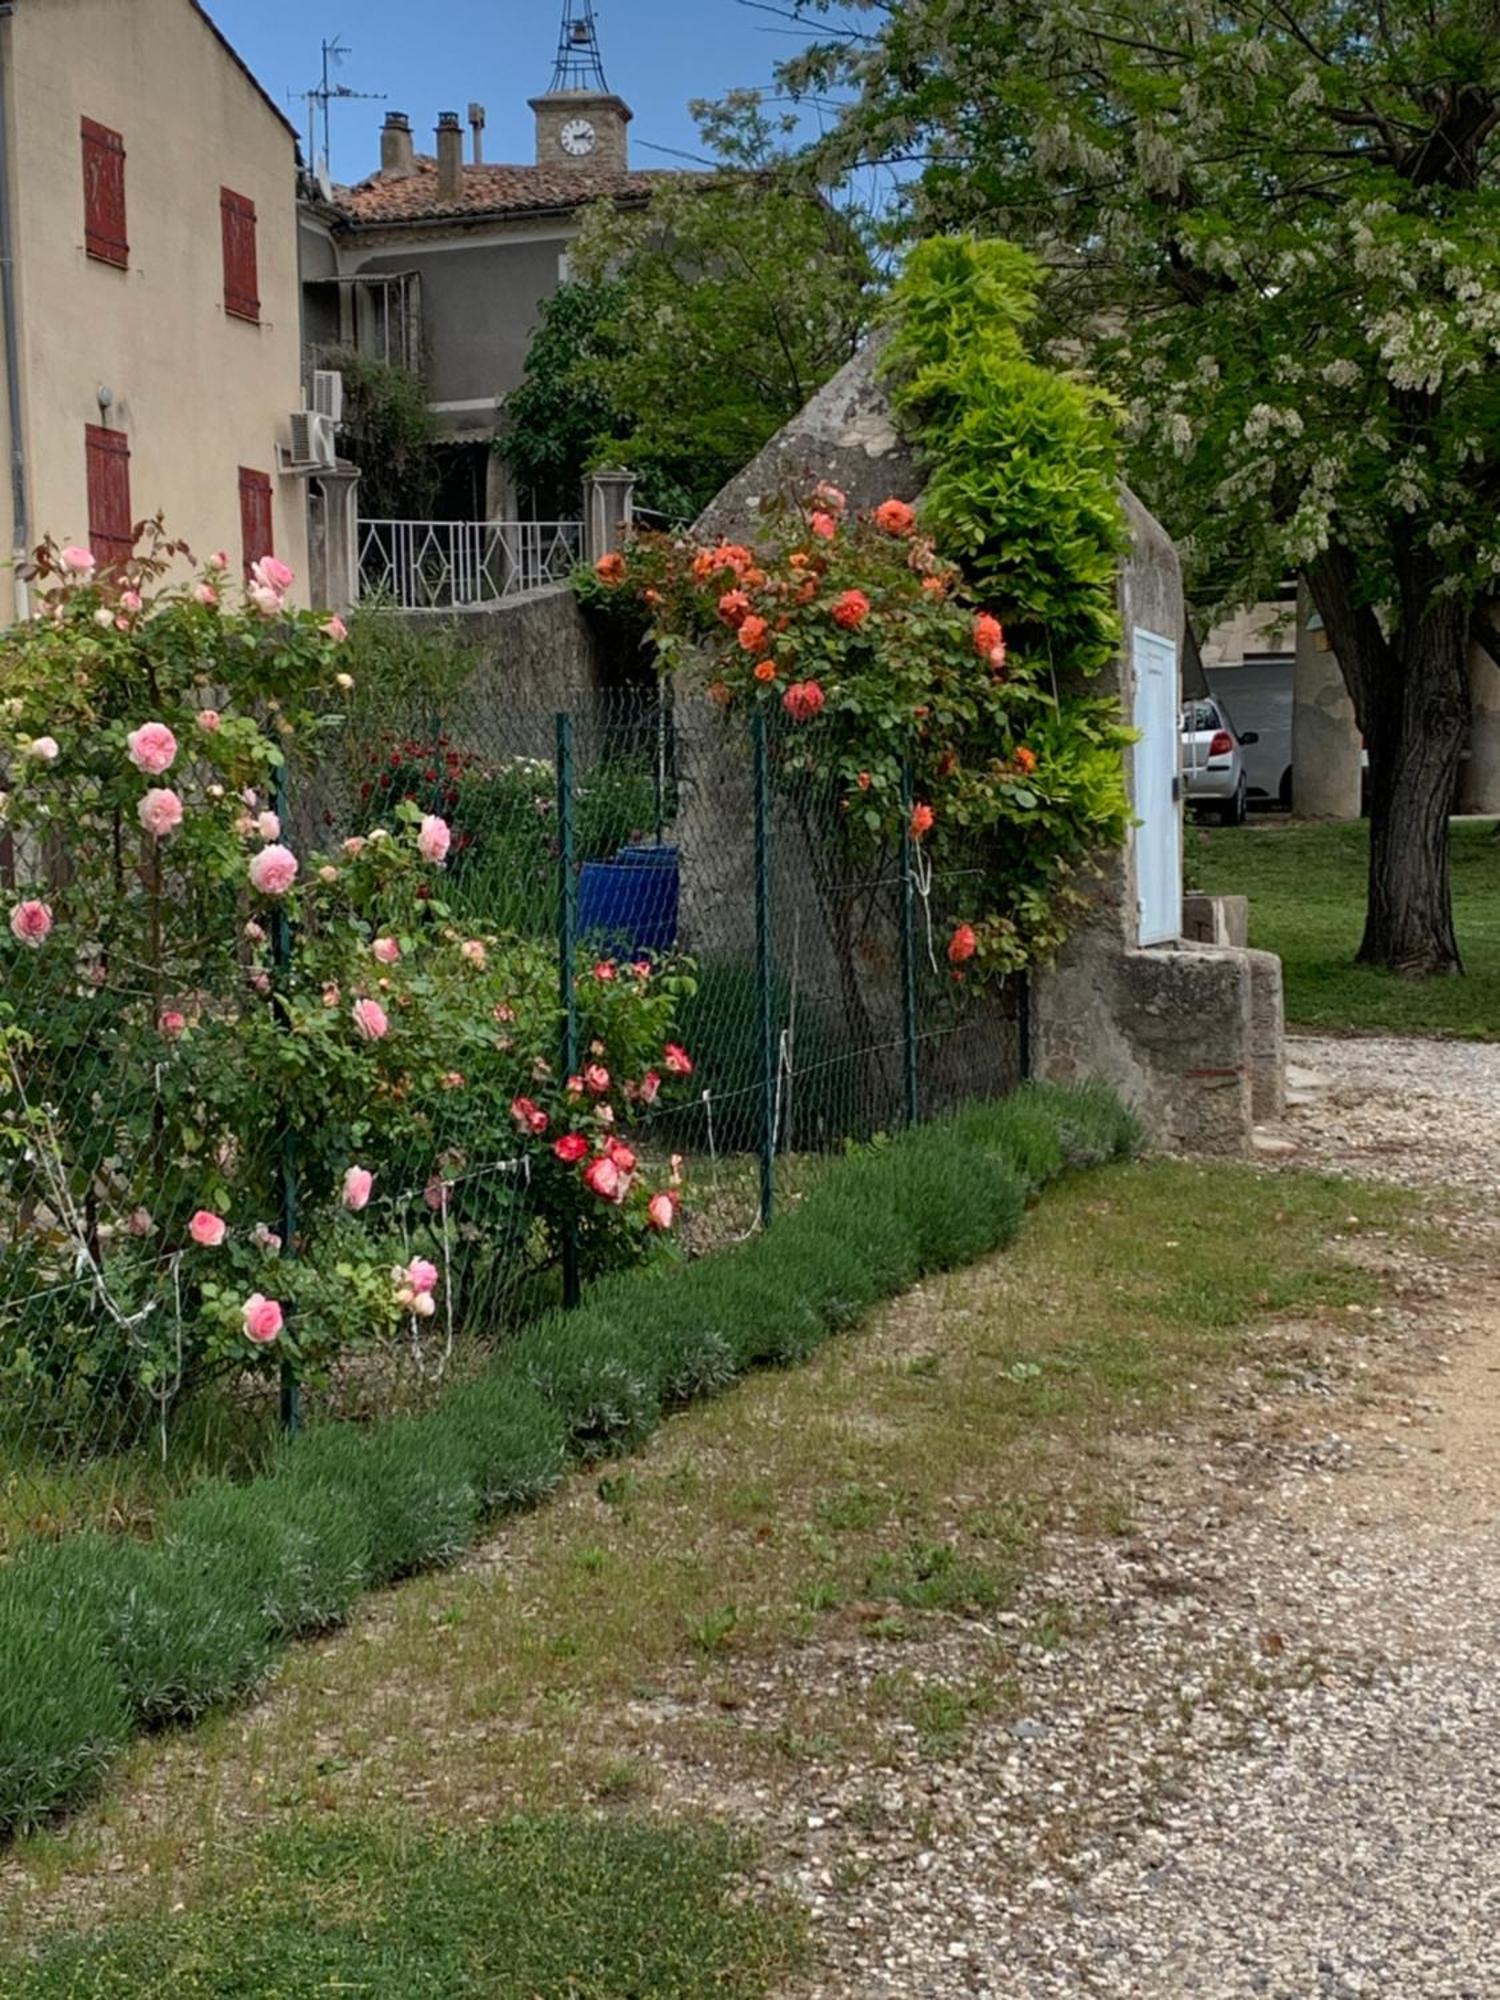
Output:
[{"xmin": 576, "ymin": 844, "xmax": 680, "ymax": 956}]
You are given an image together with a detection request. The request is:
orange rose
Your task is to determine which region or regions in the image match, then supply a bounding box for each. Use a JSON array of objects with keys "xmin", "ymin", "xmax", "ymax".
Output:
[
  {"xmin": 753, "ymin": 660, "xmax": 778, "ymax": 683},
  {"xmin": 738, "ymin": 614, "xmax": 770, "ymax": 653},
  {"xmin": 874, "ymin": 497, "xmax": 917, "ymax": 537},
  {"xmin": 1015, "ymin": 745, "xmax": 1037, "ymax": 775},
  {"xmin": 595, "ymin": 552, "xmax": 626, "ymax": 585},
  {"xmin": 910, "ymin": 801, "xmax": 935, "ymax": 840}
]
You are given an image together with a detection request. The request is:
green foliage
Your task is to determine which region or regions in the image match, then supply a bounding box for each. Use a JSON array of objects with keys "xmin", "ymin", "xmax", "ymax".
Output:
[
  {"xmin": 323, "ymin": 347, "xmax": 440, "ymax": 521},
  {"xmin": 0, "ymin": 1567, "xmax": 129, "ymax": 1837},
  {"xmin": 161, "ymin": 1476, "xmax": 370, "ymax": 1640},
  {"xmin": 0, "ymin": 1815, "xmax": 804, "ymax": 1999},
  {"xmin": 277, "ymin": 1418, "xmax": 479, "ymax": 1585},
  {"xmin": 0, "ymin": 1082, "xmax": 1138, "ymax": 1841},
  {"xmin": 497, "ymin": 279, "xmax": 651, "ymax": 518}
]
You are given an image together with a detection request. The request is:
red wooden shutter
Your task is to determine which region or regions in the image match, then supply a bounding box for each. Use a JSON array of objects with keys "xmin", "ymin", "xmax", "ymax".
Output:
[
  {"xmin": 220, "ymin": 187, "xmax": 260, "ymax": 323},
  {"xmin": 238, "ymin": 467, "xmax": 274, "ymax": 575},
  {"xmin": 81, "ymin": 118, "xmax": 128, "ymax": 268},
  {"xmin": 85, "ymin": 425, "xmax": 133, "ymax": 567}
]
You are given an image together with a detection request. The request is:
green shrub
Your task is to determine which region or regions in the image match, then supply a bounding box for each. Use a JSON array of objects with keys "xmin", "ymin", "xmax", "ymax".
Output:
[
  {"xmin": 582, "ymin": 1273, "xmax": 743, "ymax": 1407},
  {"xmin": 888, "ymin": 1126, "xmax": 1027, "ymax": 1271},
  {"xmin": 0, "ymin": 1567, "xmax": 130, "ymax": 1836},
  {"xmin": 513, "ymin": 1311, "xmax": 662, "ymax": 1460},
  {"xmin": 161, "ymin": 1476, "xmax": 371, "ymax": 1640},
  {"xmin": 787, "ymin": 1154, "xmax": 924, "ymax": 1297},
  {"xmin": 25, "ymin": 1532, "xmax": 274, "ymax": 1729},
  {"xmin": 440, "ymin": 1372, "xmax": 571, "ymax": 1515},
  {"xmin": 277, "ymin": 1418, "xmax": 479, "ymax": 1584}
]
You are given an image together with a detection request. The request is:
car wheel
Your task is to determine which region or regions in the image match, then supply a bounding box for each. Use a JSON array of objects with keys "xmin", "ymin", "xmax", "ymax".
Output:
[{"xmin": 1219, "ymin": 777, "xmax": 1247, "ymax": 827}]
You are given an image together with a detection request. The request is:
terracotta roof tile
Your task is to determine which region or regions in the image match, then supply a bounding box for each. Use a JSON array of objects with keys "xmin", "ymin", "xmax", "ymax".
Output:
[{"xmin": 333, "ymin": 157, "xmax": 681, "ymax": 227}]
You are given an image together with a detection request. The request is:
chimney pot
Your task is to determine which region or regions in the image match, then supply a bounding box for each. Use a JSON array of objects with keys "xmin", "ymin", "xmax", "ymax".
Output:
[
  {"xmin": 380, "ymin": 111, "xmax": 415, "ymax": 181},
  {"xmin": 468, "ymin": 101, "xmax": 486, "ymax": 166},
  {"xmin": 435, "ymin": 112, "xmax": 464, "ymax": 200}
]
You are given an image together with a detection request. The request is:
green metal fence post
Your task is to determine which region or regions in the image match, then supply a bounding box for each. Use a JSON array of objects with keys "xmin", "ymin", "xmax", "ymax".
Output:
[
  {"xmin": 752, "ymin": 708, "xmax": 776, "ymax": 1230},
  {"xmin": 899, "ymin": 758, "xmax": 920, "ymax": 1128},
  {"xmin": 556, "ymin": 712, "xmax": 582, "ymax": 1308},
  {"xmin": 271, "ymin": 755, "xmax": 301, "ymax": 1435}
]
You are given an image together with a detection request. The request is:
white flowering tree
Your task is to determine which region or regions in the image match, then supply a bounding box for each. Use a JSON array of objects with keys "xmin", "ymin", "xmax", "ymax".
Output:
[{"xmin": 777, "ymin": 0, "xmax": 1500, "ymax": 974}]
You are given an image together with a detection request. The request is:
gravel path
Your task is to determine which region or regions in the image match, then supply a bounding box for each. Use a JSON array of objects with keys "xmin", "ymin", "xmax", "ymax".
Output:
[{"xmin": 750, "ymin": 1035, "xmax": 1500, "ymax": 1998}]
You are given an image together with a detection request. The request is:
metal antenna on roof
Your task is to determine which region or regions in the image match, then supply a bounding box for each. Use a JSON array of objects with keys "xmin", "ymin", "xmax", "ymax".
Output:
[
  {"xmin": 303, "ymin": 36, "xmax": 385, "ymax": 179},
  {"xmin": 549, "ymin": 1, "xmax": 610, "ymax": 93}
]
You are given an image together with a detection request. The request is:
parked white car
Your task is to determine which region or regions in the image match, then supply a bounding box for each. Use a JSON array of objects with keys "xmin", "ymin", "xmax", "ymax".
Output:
[{"xmin": 1181, "ymin": 696, "xmax": 1257, "ymax": 825}]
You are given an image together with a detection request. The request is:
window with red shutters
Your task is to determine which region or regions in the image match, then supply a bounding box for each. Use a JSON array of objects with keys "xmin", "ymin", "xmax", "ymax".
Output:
[
  {"xmin": 81, "ymin": 118, "xmax": 128, "ymax": 269},
  {"xmin": 238, "ymin": 467, "xmax": 274, "ymax": 575},
  {"xmin": 220, "ymin": 187, "xmax": 260, "ymax": 323},
  {"xmin": 85, "ymin": 426, "xmax": 133, "ymax": 567}
]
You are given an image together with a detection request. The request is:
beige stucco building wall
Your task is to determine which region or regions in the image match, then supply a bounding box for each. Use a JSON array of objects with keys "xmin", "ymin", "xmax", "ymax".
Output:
[{"xmin": 0, "ymin": 0, "xmax": 307, "ymax": 621}]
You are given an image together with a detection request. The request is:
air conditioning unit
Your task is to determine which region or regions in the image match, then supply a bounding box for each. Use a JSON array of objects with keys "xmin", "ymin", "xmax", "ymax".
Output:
[
  {"xmin": 283, "ymin": 409, "xmax": 337, "ymax": 470},
  {"xmin": 310, "ymin": 369, "xmax": 344, "ymax": 424}
]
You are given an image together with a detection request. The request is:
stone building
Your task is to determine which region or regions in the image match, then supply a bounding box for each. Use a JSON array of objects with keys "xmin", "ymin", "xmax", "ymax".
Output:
[{"xmin": 0, "ymin": 0, "xmax": 310, "ymax": 616}]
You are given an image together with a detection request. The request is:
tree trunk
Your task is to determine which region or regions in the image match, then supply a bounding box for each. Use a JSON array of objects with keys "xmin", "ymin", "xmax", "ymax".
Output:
[{"xmin": 1306, "ymin": 549, "xmax": 1469, "ymax": 977}]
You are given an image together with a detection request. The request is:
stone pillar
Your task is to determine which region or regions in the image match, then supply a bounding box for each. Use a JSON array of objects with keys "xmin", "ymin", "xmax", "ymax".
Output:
[
  {"xmin": 1292, "ymin": 580, "xmax": 1362, "ymax": 819},
  {"xmin": 308, "ymin": 466, "xmax": 361, "ymax": 613},
  {"xmin": 1457, "ymin": 609, "xmax": 1500, "ymax": 815},
  {"xmin": 584, "ymin": 468, "xmax": 636, "ymax": 564}
]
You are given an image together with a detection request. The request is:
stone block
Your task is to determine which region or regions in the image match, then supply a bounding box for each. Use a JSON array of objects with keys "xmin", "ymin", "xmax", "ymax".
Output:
[{"xmin": 1182, "ymin": 892, "xmax": 1249, "ymax": 948}]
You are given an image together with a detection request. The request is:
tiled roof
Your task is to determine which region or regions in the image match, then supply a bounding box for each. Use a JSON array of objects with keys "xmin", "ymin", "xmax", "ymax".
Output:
[{"xmin": 334, "ymin": 158, "xmax": 681, "ymax": 227}]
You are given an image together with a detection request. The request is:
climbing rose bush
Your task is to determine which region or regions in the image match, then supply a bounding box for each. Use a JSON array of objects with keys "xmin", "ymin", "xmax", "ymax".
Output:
[
  {"xmin": 581, "ymin": 487, "xmax": 1132, "ymax": 969},
  {"xmin": 0, "ymin": 535, "xmax": 692, "ymax": 1430}
]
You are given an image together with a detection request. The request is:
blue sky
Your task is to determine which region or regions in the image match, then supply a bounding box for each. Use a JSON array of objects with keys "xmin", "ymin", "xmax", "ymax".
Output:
[{"xmin": 204, "ymin": 0, "xmax": 855, "ymax": 184}]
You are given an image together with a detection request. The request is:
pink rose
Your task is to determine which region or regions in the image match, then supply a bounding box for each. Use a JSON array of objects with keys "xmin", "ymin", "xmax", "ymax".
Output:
[
  {"xmin": 248, "ymin": 583, "xmax": 284, "ymax": 619},
  {"xmin": 192, "ymin": 582, "xmax": 219, "ymax": 609},
  {"xmin": 248, "ymin": 845, "xmax": 298, "ymax": 897},
  {"xmin": 460, "ymin": 939, "xmax": 486, "ymax": 968},
  {"xmin": 189, "ymin": 1210, "xmax": 227, "ymax": 1248},
  {"xmin": 159, "ymin": 1009, "xmax": 186, "ymax": 1038},
  {"xmin": 250, "ymin": 970, "xmax": 272, "ymax": 996},
  {"xmin": 647, "ymin": 1191, "xmax": 679, "ymax": 1232},
  {"xmin": 138, "ymin": 788, "xmax": 184, "ymax": 839},
  {"xmin": 9, "ymin": 899, "xmax": 53, "ymax": 947},
  {"xmin": 123, "ymin": 731, "xmax": 171, "ymax": 784},
  {"xmin": 351, "ymin": 996, "xmax": 388, "ymax": 1041},
  {"xmin": 809, "ymin": 511, "xmax": 838, "ymax": 541},
  {"xmin": 321, "ymin": 982, "xmax": 341, "ymax": 1008},
  {"xmin": 605, "ymin": 1139, "xmax": 637, "ymax": 1175},
  {"xmin": 404, "ymin": 1256, "xmax": 440, "ymax": 1296},
  {"xmin": 417, "ymin": 814, "xmax": 452, "ymax": 866},
  {"xmin": 342, "ymin": 1165, "xmax": 374, "ymax": 1212},
  {"xmin": 27, "ymin": 736, "xmax": 59, "ymax": 763},
  {"xmin": 59, "ymin": 545, "xmax": 96, "ymax": 575},
  {"xmin": 343, "ymin": 836, "xmax": 366, "ymax": 859},
  {"xmin": 371, "ymin": 936, "xmax": 401, "ymax": 966},
  {"xmin": 582, "ymin": 1154, "xmax": 624, "ymax": 1203},
  {"xmin": 639, "ymin": 1070, "xmax": 661, "ymax": 1105},
  {"xmin": 593, "ymin": 960, "xmax": 617, "ymax": 982},
  {"xmin": 210, "ymin": 550, "xmax": 230, "ymax": 572},
  {"xmin": 119, "ymin": 588, "xmax": 143, "ymax": 615},
  {"xmin": 253, "ymin": 1223, "xmax": 282, "ymax": 1252},
  {"xmin": 251, "ymin": 555, "xmax": 295, "ymax": 595},
  {"xmin": 554, "ymin": 1132, "xmax": 589, "ymax": 1164},
  {"xmin": 242, "ymin": 1293, "xmax": 283, "ymax": 1344},
  {"xmin": 584, "ymin": 1063, "xmax": 610, "ymax": 1096},
  {"xmin": 423, "ymin": 1174, "xmax": 450, "ymax": 1213},
  {"xmin": 127, "ymin": 1206, "xmax": 155, "ymax": 1238},
  {"xmin": 197, "ymin": 708, "xmax": 221, "ymax": 732},
  {"xmin": 663, "ymin": 1043, "xmax": 694, "ymax": 1077},
  {"xmin": 321, "ymin": 614, "xmax": 348, "ymax": 642},
  {"xmin": 255, "ymin": 811, "xmax": 281, "ymax": 842}
]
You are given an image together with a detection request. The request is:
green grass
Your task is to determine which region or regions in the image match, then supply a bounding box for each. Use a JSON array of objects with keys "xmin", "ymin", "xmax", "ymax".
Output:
[
  {"xmin": 0, "ymin": 1816, "xmax": 803, "ymax": 1999},
  {"xmin": 1194, "ymin": 817, "xmax": 1500, "ymax": 1037}
]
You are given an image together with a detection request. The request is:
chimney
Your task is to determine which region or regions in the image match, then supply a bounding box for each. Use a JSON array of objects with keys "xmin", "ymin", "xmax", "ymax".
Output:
[
  {"xmin": 468, "ymin": 102, "xmax": 486, "ymax": 166},
  {"xmin": 380, "ymin": 111, "xmax": 415, "ymax": 181},
  {"xmin": 436, "ymin": 112, "xmax": 464, "ymax": 200}
]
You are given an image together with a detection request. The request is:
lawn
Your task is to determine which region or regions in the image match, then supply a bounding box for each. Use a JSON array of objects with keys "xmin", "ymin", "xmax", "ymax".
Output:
[
  {"xmin": 1194, "ymin": 817, "xmax": 1500, "ymax": 1038},
  {"xmin": 0, "ymin": 1157, "xmax": 1419, "ymax": 1995}
]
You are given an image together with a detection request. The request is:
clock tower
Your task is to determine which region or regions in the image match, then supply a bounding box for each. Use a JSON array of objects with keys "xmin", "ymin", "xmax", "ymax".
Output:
[{"xmin": 530, "ymin": 1, "xmax": 632, "ymax": 171}]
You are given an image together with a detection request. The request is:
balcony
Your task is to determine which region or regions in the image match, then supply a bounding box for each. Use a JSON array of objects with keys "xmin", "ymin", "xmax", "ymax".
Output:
[{"xmin": 356, "ymin": 519, "xmax": 585, "ymax": 611}]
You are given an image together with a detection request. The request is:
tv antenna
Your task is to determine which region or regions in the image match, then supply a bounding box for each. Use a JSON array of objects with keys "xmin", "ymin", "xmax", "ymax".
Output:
[{"xmin": 303, "ymin": 36, "xmax": 385, "ymax": 180}]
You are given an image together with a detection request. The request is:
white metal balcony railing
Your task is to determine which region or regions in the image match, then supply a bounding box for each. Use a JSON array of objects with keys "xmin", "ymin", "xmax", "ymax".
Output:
[{"xmin": 357, "ymin": 519, "xmax": 585, "ymax": 611}]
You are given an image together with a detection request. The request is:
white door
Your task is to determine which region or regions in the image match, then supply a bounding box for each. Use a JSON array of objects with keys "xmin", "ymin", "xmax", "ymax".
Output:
[{"xmin": 1132, "ymin": 627, "xmax": 1182, "ymax": 947}]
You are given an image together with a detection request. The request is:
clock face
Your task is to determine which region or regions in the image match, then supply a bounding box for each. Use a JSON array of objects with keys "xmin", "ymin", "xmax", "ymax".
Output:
[{"xmin": 560, "ymin": 119, "xmax": 597, "ymax": 158}]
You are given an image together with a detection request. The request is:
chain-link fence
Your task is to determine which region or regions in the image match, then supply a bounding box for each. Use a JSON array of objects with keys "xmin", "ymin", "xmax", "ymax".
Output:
[{"xmin": 1, "ymin": 686, "xmax": 1026, "ymax": 1545}]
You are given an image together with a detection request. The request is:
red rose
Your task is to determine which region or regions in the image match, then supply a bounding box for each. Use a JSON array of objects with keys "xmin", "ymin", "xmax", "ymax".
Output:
[
  {"xmin": 948, "ymin": 923, "xmax": 978, "ymax": 965},
  {"xmin": 783, "ymin": 680, "xmax": 827, "ymax": 723},
  {"xmin": 831, "ymin": 589, "xmax": 871, "ymax": 630},
  {"xmin": 554, "ymin": 1133, "xmax": 589, "ymax": 1164}
]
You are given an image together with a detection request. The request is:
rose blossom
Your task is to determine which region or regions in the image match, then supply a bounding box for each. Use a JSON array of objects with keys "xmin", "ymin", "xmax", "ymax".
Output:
[
  {"xmin": 321, "ymin": 614, "xmax": 348, "ymax": 642},
  {"xmin": 351, "ymin": 997, "xmax": 389, "ymax": 1042},
  {"xmin": 159, "ymin": 1009, "xmax": 186, "ymax": 1038},
  {"xmin": 138, "ymin": 788, "xmax": 184, "ymax": 839},
  {"xmin": 242, "ymin": 1293, "xmax": 284, "ymax": 1344},
  {"xmin": 342, "ymin": 1166, "xmax": 374, "ymax": 1212},
  {"xmin": 809, "ymin": 511, "xmax": 837, "ymax": 541},
  {"xmin": 248, "ymin": 845, "xmax": 299, "ymax": 897},
  {"xmin": 910, "ymin": 801, "xmax": 935, "ymax": 840},
  {"xmin": 59, "ymin": 545, "xmax": 96, "ymax": 575},
  {"xmin": 197, "ymin": 708, "xmax": 221, "ymax": 732},
  {"xmin": 411, "ymin": 1291, "xmax": 437, "ymax": 1319},
  {"xmin": 948, "ymin": 922, "xmax": 978, "ymax": 966},
  {"xmin": 26, "ymin": 736, "xmax": 59, "ymax": 763},
  {"xmin": 119, "ymin": 588, "xmax": 143, "ymax": 615},
  {"xmin": 9, "ymin": 899, "xmax": 53, "ymax": 946},
  {"xmin": 423, "ymin": 1174, "xmax": 450, "ymax": 1213},
  {"xmin": 255, "ymin": 811, "xmax": 281, "ymax": 842},
  {"xmin": 605, "ymin": 1139, "xmax": 637, "ymax": 1175},
  {"xmin": 404, "ymin": 1256, "xmax": 440, "ymax": 1296},
  {"xmin": 248, "ymin": 583, "xmax": 284, "ymax": 619},
  {"xmin": 127, "ymin": 1206, "xmax": 155, "ymax": 1238},
  {"xmin": 737, "ymin": 614, "xmax": 770, "ymax": 654},
  {"xmin": 639, "ymin": 1070, "xmax": 661, "ymax": 1105},
  {"xmin": 92, "ymin": 608, "xmax": 114, "ymax": 630},
  {"xmin": 192, "ymin": 582, "xmax": 219, "ymax": 609},
  {"xmin": 343, "ymin": 836, "xmax": 367, "ymax": 859},
  {"xmin": 783, "ymin": 681, "xmax": 826, "ymax": 723},
  {"xmin": 584, "ymin": 1063, "xmax": 610, "ymax": 1095},
  {"xmin": 253, "ymin": 1223, "xmax": 282, "ymax": 1252},
  {"xmin": 813, "ymin": 482, "xmax": 847, "ymax": 516},
  {"xmin": 831, "ymin": 589, "xmax": 871, "ymax": 630},
  {"xmin": 249, "ymin": 970, "xmax": 272, "ymax": 996},
  {"xmin": 647, "ymin": 1191, "xmax": 679, "ymax": 1232},
  {"xmin": 321, "ymin": 982, "xmax": 340, "ymax": 1008},
  {"xmin": 371, "ymin": 936, "xmax": 401, "ymax": 965},
  {"xmin": 189, "ymin": 1210, "xmax": 227, "ymax": 1248},
  {"xmin": 335, "ymin": 672, "xmax": 354, "ymax": 692},
  {"xmin": 874, "ymin": 497, "xmax": 917, "ymax": 537},
  {"xmin": 663, "ymin": 1043, "xmax": 694, "ymax": 1077},
  {"xmin": 554, "ymin": 1132, "xmax": 589, "ymax": 1164},
  {"xmin": 251, "ymin": 555, "xmax": 295, "ymax": 595},
  {"xmin": 582, "ymin": 1154, "xmax": 624, "ymax": 1203},
  {"xmin": 417, "ymin": 814, "xmax": 452, "ymax": 866},
  {"xmin": 973, "ymin": 613, "xmax": 1006, "ymax": 668},
  {"xmin": 593, "ymin": 959, "xmax": 616, "ymax": 982},
  {"xmin": 460, "ymin": 939, "xmax": 486, "ymax": 968}
]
